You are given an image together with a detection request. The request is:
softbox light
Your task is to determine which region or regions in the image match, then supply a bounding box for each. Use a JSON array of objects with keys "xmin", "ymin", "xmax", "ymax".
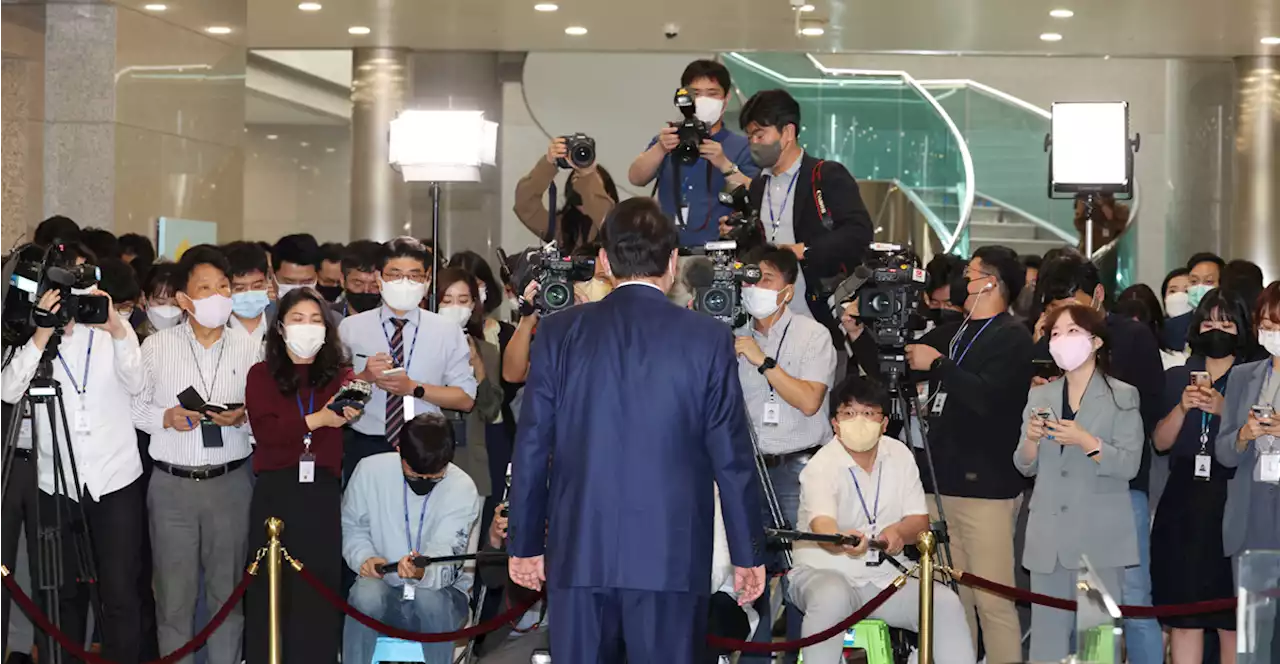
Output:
[
  {"xmin": 389, "ymin": 110, "xmax": 498, "ymax": 183},
  {"xmin": 1048, "ymin": 101, "xmax": 1134, "ymax": 196}
]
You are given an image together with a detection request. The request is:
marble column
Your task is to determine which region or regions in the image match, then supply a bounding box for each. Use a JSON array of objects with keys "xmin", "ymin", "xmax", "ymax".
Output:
[
  {"xmin": 1230, "ymin": 56, "xmax": 1280, "ymax": 279},
  {"xmin": 350, "ymin": 47, "xmax": 410, "ymax": 242}
]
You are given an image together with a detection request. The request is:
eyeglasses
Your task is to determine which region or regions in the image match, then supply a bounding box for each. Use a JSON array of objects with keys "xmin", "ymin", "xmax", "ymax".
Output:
[
  {"xmin": 383, "ymin": 270, "xmax": 428, "ymax": 283},
  {"xmin": 836, "ymin": 408, "xmax": 885, "ymax": 422}
]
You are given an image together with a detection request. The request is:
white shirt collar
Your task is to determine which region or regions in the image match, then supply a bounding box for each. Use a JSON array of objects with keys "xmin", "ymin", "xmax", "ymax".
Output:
[
  {"xmin": 616, "ymin": 281, "xmax": 664, "ymax": 293},
  {"xmin": 763, "ymin": 149, "xmax": 805, "ymax": 178}
]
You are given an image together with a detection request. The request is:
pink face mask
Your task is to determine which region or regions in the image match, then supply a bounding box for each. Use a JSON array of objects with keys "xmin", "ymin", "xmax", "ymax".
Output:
[{"xmin": 1049, "ymin": 334, "xmax": 1096, "ymax": 372}]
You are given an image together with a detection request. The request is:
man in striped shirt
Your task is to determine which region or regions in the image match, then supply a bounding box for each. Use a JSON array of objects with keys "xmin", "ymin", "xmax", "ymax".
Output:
[{"xmin": 132, "ymin": 245, "xmax": 263, "ymax": 664}]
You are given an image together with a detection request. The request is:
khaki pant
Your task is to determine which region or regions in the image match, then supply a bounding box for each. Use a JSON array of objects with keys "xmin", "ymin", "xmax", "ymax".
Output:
[{"xmin": 928, "ymin": 494, "xmax": 1023, "ymax": 664}]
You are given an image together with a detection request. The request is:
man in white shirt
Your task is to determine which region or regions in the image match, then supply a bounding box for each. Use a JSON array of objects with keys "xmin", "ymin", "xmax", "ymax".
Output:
[
  {"xmin": 790, "ymin": 376, "xmax": 975, "ymax": 664},
  {"xmin": 338, "ymin": 237, "xmax": 477, "ymax": 482},
  {"xmin": 1, "ymin": 252, "xmax": 148, "ymax": 664},
  {"xmin": 224, "ymin": 241, "xmax": 271, "ymax": 344},
  {"xmin": 132, "ymin": 245, "xmax": 263, "ymax": 664},
  {"xmin": 342, "ymin": 414, "xmax": 481, "ymax": 664}
]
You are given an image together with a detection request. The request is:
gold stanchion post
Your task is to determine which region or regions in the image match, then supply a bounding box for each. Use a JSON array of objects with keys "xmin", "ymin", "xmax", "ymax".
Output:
[
  {"xmin": 917, "ymin": 530, "xmax": 936, "ymax": 664},
  {"xmin": 266, "ymin": 517, "xmax": 284, "ymax": 664}
]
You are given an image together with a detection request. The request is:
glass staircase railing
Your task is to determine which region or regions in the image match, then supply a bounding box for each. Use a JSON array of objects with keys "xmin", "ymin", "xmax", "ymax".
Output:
[{"xmin": 723, "ymin": 52, "xmax": 974, "ymax": 256}]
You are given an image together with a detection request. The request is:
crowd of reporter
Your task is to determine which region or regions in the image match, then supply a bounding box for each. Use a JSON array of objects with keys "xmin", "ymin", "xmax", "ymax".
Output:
[{"xmin": 1, "ymin": 55, "xmax": 1278, "ymax": 664}]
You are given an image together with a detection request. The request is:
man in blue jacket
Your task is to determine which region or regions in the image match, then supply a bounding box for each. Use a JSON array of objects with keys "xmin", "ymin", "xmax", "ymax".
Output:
[{"xmin": 507, "ymin": 197, "xmax": 767, "ymax": 663}]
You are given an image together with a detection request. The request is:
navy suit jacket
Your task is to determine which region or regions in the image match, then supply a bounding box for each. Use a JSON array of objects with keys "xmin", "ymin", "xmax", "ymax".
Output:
[{"xmin": 508, "ymin": 283, "xmax": 766, "ymax": 594}]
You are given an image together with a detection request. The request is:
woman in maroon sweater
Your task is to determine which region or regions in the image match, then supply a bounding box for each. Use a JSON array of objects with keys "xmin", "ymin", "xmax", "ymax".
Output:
[{"xmin": 244, "ymin": 287, "xmax": 359, "ymax": 664}]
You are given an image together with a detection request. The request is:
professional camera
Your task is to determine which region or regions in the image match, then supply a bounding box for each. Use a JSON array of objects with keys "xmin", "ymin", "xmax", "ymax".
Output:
[
  {"xmin": 688, "ymin": 240, "xmax": 762, "ymax": 327},
  {"xmin": 853, "ymin": 243, "xmax": 927, "ymax": 349},
  {"xmin": 3, "ymin": 241, "xmax": 108, "ymax": 347},
  {"xmin": 717, "ymin": 185, "xmax": 765, "ymax": 254},
  {"xmin": 670, "ymin": 88, "xmax": 711, "ymax": 167},
  {"xmin": 556, "ymin": 133, "xmax": 596, "ymax": 170},
  {"xmin": 531, "ymin": 244, "xmax": 595, "ymax": 315}
]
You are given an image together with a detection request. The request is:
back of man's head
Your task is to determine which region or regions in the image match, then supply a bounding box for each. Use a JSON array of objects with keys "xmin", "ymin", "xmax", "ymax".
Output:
[
  {"xmin": 400, "ymin": 414, "xmax": 455, "ymax": 475},
  {"xmin": 602, "ymin": 198, "xmax": 679, "ymax": 280},
  {"xmin": 119, "ymin": 232, "xmax": 156, "ymax": 266},
  {"xmin": 1037, "ymin": 252, "xmax": 1102, "ymax": 306},
  {"xmin": 34, "ymin": 215, "xmax": 81, "ymax": 248},
  {"xmin": 272, "ymin": 233, "xmax": 321, "ymax": 272},
  {"xmin": 1224, "ymin": 259, "xmax": 1265, "ymax": 307},
  {"xmin": 97, "ymin": 257, "xmax": 141, "ymax": 304},
  {"xmin": 971, "ymin": 245, "xmax": 1024, "ymax": 304}
]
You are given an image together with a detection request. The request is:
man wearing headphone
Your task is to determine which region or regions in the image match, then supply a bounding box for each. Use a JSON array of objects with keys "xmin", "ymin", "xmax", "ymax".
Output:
[{"xmin": 902, "ymin": 245, "xmax": 1035, "ymax": 664}]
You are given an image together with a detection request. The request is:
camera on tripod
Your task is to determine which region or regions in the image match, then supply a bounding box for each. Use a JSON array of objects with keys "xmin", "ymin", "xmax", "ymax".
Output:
[
  {"xmin": 717, "ymin": 185, "xmax": 766, "ymax": 254},
  {"xmin": 691, "ymin": 240, "xmax": 762, "ymax": 327},
  {"xmin": 853, "ymin": 243, "xmax": 927, "ymax": 349},
  {"xmin": 531, "ymin": 244, "xmax": 595, "ymax": 315},
  {"xmin": 3, "ymin": 241, "xmax": 108, "ymax": 347},
  {"xmin": 670, "ymin": 88, "xmax": 711, "ymax": 166},
  {"xmin": 556, "ymin": 133, "xmax": 596, "ymax": 170}
]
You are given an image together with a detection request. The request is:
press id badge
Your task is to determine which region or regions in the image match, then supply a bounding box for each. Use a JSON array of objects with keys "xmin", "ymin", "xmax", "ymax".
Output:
[
  {"xmin": 678, "ymin": 206, "xmax": 691, "ymax": 228},
  {"xmin": 74, "ymin": 406, "xmax": 92, "ymax": 434},
  {"xmin": 931, "ymin": 392, "xmax": 948, "ymax": 416},
  {"xmin": 401, "ymin": 581, "xmax": 416, "ymax": 601},
  {"xmin": 1194, "ymin": 454, "xmax": 1212, "ymax": 480},
  {"xmin": 1259, "ymin": 452, "xmax": 1280, "ymax": 483},
  {"xmin": 762, "ymin": 398, "xmax": 782, "ymax": 426},
  {"xmin": 299, "ymin": 453, "xmax": 316, "ymax": 483},
  {"xmin": 864, "ymin": 530, "xmax": 882, "ymax": 566}
]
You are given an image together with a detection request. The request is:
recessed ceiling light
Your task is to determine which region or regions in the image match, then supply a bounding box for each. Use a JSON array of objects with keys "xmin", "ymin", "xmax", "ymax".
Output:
[
  {"xmin": 564, "ymin": 25, "xmax": 587, "ymax": 35},
  {"xmin": 1049, "ymin": 9, "xmax": 1074, "ymax": 18},
  {"xmin": 143, "ymin": 3, "xmax": 167, "ymax": 11},
  {"xmin": 798, "ymin": 3, "xmax": 816, "ymax": 11},
  {"xmin": 1262, "ymin": 36, "xmax": 1280, "ymax": 45},
  {"xmin": 1039, "ymin": 32, "xmax": 1063, "ymax": 42},
  {"xmin": 800, "ymin": 26, "xmax": 825, "ymax": 36},
  {"xmin": 298, "ymin": 2, "xmax": 322, "ymax": 10},
  {"xmin": 348, "ymin": 25, "xmax": 371, "ymax": 35},
  {"xmin": 300, "ymin": 141, "xmax": 310, "ymax": 147},
  {"xmin": 205, "ymin": 26, "xmax": 232, "ymax": 34},
  {"xmin": 534, "ymin": 3, "xmax": 558, "ymax": 11},
  {"xmin": 266, "ymin": 134, "xmax": 278, "ymax": 140},
  {"xmin": 325, "ymin": 147, "xmax": 336, "ymax": 153}
]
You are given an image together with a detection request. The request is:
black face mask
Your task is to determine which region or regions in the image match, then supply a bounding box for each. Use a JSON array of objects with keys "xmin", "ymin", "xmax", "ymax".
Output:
[
  {"xmin": 1192, "ymin": 329, "xmax": 1237, "ymax": 359},
  {"xmin": 345, "ymin": 291, "xmax": 381, "ymax": 313},
  {"xmin": 938, "ymin": 309, "xmax": 965, "ymax": 325},
  {"xmin": 405, "ymin": 475, "xmax": 441, "ymax": 496},
  {"xmin": 316, "ymin": 284, "xmax": 343, "ymax": 302},
  {"xmin": 948, "ymin": 274, "xmax": 971, "ymax": 309}
]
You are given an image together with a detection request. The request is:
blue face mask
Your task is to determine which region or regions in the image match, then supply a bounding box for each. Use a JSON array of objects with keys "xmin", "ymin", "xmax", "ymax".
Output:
[
  {"xmin": 231, "ymin": 290, "xmax": 270, "ymax": 319},
  {"xmin": 1187, "ymin": 284, "xmax": 1214, "ymax": 309}
]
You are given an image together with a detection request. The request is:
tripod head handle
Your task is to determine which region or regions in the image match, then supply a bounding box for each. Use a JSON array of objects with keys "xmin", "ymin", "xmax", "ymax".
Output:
[{"xmin": 765, "ymin": 528, "xmax": 888, "ymax": 551}]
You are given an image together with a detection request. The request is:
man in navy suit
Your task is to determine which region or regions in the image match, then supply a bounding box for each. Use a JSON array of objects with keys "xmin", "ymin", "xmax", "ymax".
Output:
[{"xmin": 507, "ymin": 197, "xmax": 767, "ymax": 664}]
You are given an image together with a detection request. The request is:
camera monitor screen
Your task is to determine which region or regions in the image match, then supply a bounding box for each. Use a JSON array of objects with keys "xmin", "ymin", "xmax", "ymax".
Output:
[{"xmin": 1050, "ymin": 101, "xmax": 1130, "ymax": 194}]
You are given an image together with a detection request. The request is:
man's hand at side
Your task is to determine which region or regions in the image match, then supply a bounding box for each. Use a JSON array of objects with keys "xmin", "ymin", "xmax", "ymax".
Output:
[
  {"xmin": 734, "ymin": 565, "xmax": 765, "ymax": 606},
  {"xmin": 509, "ymin": 555, "xmax": 545, "ymax": 591}
]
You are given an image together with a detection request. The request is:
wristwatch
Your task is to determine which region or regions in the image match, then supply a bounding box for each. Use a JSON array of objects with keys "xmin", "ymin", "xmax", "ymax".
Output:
[
  {"xmin": 722, "ymin": 163, "xmax": 740, "ymax": 177},
  {"xmin": 412, "ymin": 384, "xmax": 425, "ymax": 399},
  {"xmin": 929, "ymin": 356, "xmax": 945, "ymax": 372},
  {"xmin": 758, "ymin": 357, "xmax": 777, "ymax": 374}
]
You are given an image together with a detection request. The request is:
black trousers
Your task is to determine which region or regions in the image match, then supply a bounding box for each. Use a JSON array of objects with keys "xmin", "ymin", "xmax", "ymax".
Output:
[
  {"xmin": 245, "ymin": 468, "xmax": 343, "ymax": 664},
  {"xmin": 2, "ymin": 454, "xmax": 41, "ymax": 656},
  {"xmin": 83, "ymin": 476, "xmax": 147, "ymax": 663}
]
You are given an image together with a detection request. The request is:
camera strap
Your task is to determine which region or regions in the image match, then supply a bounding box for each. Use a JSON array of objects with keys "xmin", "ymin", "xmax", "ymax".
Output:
[
  {"xmin": 811, "ymin": 160, "xmax": 834, "ymax": 231},
  {"xmin": 545, "ymin": 181, "xmax": 558, "ymax": 244},
  {"xmin": 662, "ymin": 159, "xmax": 715, "ymax": 231}
]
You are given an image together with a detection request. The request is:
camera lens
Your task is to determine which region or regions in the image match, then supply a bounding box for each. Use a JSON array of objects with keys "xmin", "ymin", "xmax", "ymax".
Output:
[
  {"xmin": 702, "ymin": 288, "xmax": 729, "ymax": 315},
  {"xmin": 867, "ymin": 292, "xmax": 893, "ymax": 317},
  {"xmin": 544, "ymin": 283, "xmax": 571, "ymax": 310},
  {"xmin": 571, "ymin": 144, "xmax": 594, "ymax": 168}
]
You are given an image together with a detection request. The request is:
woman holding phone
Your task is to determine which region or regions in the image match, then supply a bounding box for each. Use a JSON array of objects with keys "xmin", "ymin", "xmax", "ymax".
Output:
[
  {"xmin": 1150, "ymin": 289, "xmax": 1252, "ymax": 663},
  {"xmin": 244, "ymin": 287, "xmax": 361, "ymax": 664},
  {"xmin": 1215, "ymin": 282, "xmax": 1280, "ymax": 568},
  {"xmin": 1015, "ymin": 304, "xmax": 1144, "ymax": 663}
]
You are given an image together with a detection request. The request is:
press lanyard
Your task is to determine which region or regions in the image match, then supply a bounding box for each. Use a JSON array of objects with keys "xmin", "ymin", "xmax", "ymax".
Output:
[
  {"xmin": 56, "ymin": 330, "xmax": 95, "ymax": 396},
  {"xmin": 403, "ymin": 481, "xmax": 430, "ymax": 555},
  {"xmin": 948, "ymin": 317, "xmax": 995, "ymax": 365},
  {"xmin": 766, "ymin": 322, "xmax": 792, "ymax": 395},
  {"xmin": 381, "ymin": 309, "xmax": 420, "ymax": 370},
  {"xmin": 1199, "ymin": 370, "xmax": 1230, "ymax": 451},
  {"xmin": 766, "ymin": 170, "xmax": 800, "ymax": 241},
  {"xmin": 849, "ymin": 464, "xmax": 883, "ymax": 529},
  {"xmin": 186, "ymin": 335, "xmax": 226, "ymax": 401},
  {"xmin": 296, "ymin": 390, "xmax": 315, "ymax": 451}
]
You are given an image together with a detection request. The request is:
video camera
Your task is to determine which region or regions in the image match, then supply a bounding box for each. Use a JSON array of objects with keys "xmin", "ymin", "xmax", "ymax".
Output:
[
  {"xmin": 717, "ymin": 184, "xmax": 765, "ymax": 254},
  {"xmin": 2, "ymin": 240, "xmax": 108, "ymax": 348},
  {"xmin": 853, "ymin": 243, "xmax": 927, "ymax": 349},
  {"xmin": 556, "ymin": 133, "xmax": 596, "ymax": 170},
  {"xmin": 687, "ymin": 240, "xmax": 762, "ymax": 327},
  {"xmin": 530, "ymin": 243, "xmax": 595, "ymax": 315},
  {"xmin": 670, "ymin": 88, "xmax": 711, "ymax": 167}
]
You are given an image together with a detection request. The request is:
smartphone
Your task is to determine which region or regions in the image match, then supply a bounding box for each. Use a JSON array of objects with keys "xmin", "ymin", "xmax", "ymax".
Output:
[
  {"xmin": 1251, "ymin": 404, "xmax": 1275, "ymax": 421},
  {"xmin": 1032, "ymin": 406, "xmax": 1057, "ymax": 422},
  {"xmin": 1190, "ymin": 371, "xmax": 1211, "ymax": 388},
  {"xmin": 381, "ymin": 367, "xmax": 406, "ymax": 377},
  {"xmin": 1032, "ymin": 358, "xmax": 1063, "ymax": 380}
]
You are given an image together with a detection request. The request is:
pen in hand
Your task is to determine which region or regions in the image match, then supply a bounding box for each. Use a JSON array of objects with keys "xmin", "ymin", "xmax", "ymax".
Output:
[{"xmin": 186, "ymin": 416, "xmax": 194, "ymax": 429}]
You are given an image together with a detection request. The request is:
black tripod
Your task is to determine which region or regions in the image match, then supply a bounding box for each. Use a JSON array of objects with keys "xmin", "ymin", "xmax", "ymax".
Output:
[{"xmin": 1, "ymin": 328, "xmax": 103, "ymax": 664}]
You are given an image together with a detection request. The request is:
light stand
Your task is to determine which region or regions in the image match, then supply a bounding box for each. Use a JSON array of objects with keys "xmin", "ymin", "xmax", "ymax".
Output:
[{"xmin": 1044, "ymin": 101, "xmax": 1140, "ymax": 257}]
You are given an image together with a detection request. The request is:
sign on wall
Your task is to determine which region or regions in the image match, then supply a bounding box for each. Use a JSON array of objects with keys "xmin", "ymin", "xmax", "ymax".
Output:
[{"xmin": 157, "ymin": 217, "xmax": 218, "ymax": 260}]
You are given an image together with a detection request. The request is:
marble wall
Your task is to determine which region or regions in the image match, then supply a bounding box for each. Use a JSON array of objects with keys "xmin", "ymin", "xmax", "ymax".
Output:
[
  {"xmin": 2, "ymin": 4, "xmax": 45, "ymax": 252},
  {"xmin": 243, "ymin": 124, "xmax": 352, "ymax": 243}
]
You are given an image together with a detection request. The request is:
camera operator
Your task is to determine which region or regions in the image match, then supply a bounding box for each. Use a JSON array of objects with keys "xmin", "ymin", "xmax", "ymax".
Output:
[
  {"xmin": 901, "ymin": 245, "xmax": 1033, "ymax": 664},
  {"xmin": 628, "ymin": 59, "xmax": 759, "ymax": 246},
  {"xmin": 2, "ymin": 246, "xmax": 148, "ymax": 664},
  {"xmin": 514, "ymin": 137, "xmax": 618, "ymax": 253},
  {"xmin": 734, "ymin": 89, "xmax": 874, "ymax": 343}
]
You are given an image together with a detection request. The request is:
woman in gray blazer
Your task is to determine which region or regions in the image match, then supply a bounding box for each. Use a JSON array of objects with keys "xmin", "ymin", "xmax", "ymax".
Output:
[{"xmin": 1015, "ymin": 304, "xmax": 1144, "ymax": 663}]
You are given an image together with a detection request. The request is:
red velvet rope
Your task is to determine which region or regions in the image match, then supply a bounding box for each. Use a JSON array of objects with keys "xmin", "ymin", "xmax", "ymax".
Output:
[
  {"xmin": 707, "ymin": 578, "xmax": 902, "ymax": 653},
  {"xmin": 294, "ymin": 564, "xmax": 543, "ymax": 643},
  {"xmin": 1, "ymin": 568, "xmax": 254, "ymax": 664},
  {"xmin": 953, "ymin": 571, "xmax": 1238, "ymax": 617}
]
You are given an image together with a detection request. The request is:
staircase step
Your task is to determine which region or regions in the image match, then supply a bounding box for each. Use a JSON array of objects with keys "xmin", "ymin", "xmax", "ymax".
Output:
[
  {"xmin": 970, "ymin": 237, "xmax": 1071, "ymax": 257},
  {"xmin": 969, "ymin": 221, "xmax": 1041, "ymax": 240}
]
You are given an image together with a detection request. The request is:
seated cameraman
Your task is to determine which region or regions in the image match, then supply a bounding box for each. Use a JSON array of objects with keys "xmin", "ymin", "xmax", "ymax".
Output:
[
  {"xmin": 514, "ymin": 137, "xmax": 618, "ymax": 253},
  {"xmin": 901, "ymin": 245, "xmax": 1033, "ymax": 664},
  {"xmin": 1, "ymin": 246, "xmax": 148, "ymax": 664},
  {"xmin": 628, "ymin": 59, "xmax": 758, "ymax": 246},
  {"xmin": 342, "ymin": 413, "xmax": 481, "ymax": 664},
  {"xmin": 734, "ymin": 89, "xmax": 873, "ymax": 343},
  {"xmin": 791, "ymin": 376, "xmax": 975, "ymax": 664}
]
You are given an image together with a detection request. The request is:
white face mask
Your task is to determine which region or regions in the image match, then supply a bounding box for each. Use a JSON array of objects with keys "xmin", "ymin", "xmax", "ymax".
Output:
[
  {"xmin": 694, "ymin": 96, "xmax": 724, "ymax": 126},
  {"xmin": 438, "ymin": 304, "xmax": 474, "ymax": 328},
  {"xmin": 1164, "ymin": 291, "xmax": 1192, "ymax": 318},
  {"xmin": 742, "ymin": 287, "xmax": 784, "ymax": 319},
  {"xmin": 283, "ymin": 323, "xmax": 326, "ymax": 359},
  {"xmin": 147, "ymin": 304, "xmax": 184, "ymax": 330},
  {"xmin": 185, "ymin": 293, "xmax": 233, "ymax": 329},
  {"xmin": 276, "ymin": 282, "xmax": 315, "ymax": 299},
  {"xmin": 380, "ymin": 277, "xmax": 427, "ymax": 312},
  {"xmin": 1259, "ymin": 329, "xmax": 1280, "ymax": 358}
]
